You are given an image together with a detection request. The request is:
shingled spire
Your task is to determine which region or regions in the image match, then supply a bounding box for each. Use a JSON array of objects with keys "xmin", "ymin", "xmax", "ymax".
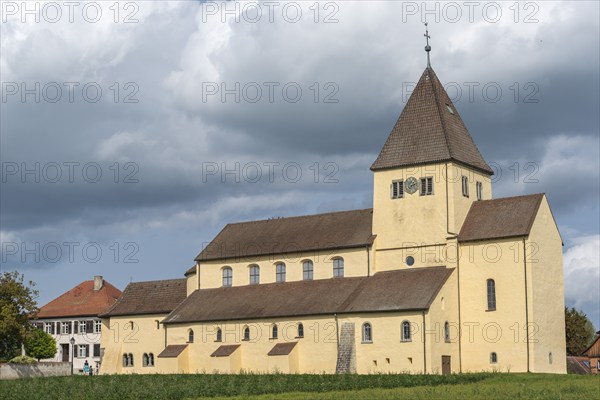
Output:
[{"xmin": 371, "ymin": 67, "xmax": 493, "ymax": 175}]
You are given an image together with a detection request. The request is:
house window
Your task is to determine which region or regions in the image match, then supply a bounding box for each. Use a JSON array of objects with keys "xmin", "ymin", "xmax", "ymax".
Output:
[
  {"xmin": 362, "ymin": 323, "xmax": 372, "ymax": 343},
  {"xmin": 333, "ymin": 258, "xmax": 344, "ymax": 278},
  {"xmin": 122, "ymin": 354, "xmax": 128, "ymax": 367},
  {"xmin": 94, "ymin": 320, "xmax": 102, "ymax": 333},
  {"xmin": 129, "ymin": 353, "xmax": 134, "ymax": 367},
  {"xmin": 303, "ymin": 260, "xmax": 314, "ymax": 280},
  {"xmin": 461, "ymin": 176, "xmax": 469, "ymax": 197},
  {"xmin": 420, "ymin": 177, "xmax": 433, "ymax": 196},
  {"xmin": 243, "ymin": 326, "xmax": 250, "ymax": 341},
  {"xmin": 222, "ymin": 267, "xmax": 233, "ymax": 287},
  {"xmin": 297, "ymin": 323, "xmax": 304, "ymax": 338},
  {"xmin": 44, "ymin": 322, "xmax": 53, "ymax": 334},
  {"xmin": 148, "ymin": 353, "xmax": 154, "ymax": 367},
  {"xmin": 476, "ymin": 181, "xmax": 483, "ymax": 200},
  {"xmin": 401, "ymin": 321, "xmax": 412, "ymax": 342},
  {"xmin": 249, "ymin": 265, "xmax": 260, "ymax": 285},
  {"xmin": 444, "ymin": 321, "xmax": 450, "ymax": 342},
  {"xmin": 93, "ymin": 344, "xmax": 100, "ymax": 357},
  {"xmin": 490, "ymin": 352, "xmax": 498, "ymax": 364},
  {"xmin": 188, "ymin": 329, "xmax": 194, "ymax": 343},
  {"xmin": 78, "ymin": 344, "xmax": 87, "ymax": 358},
  {"xmin": 61, "ymin": 322, "xmax": 70, "ymax": 334},
  {"xmin": 487, "ymin": 279, "xmax": 496, "ymax": 311},
  {"xmin": 391, "ymin": 180, "xmax": 404, "ymax": 199},
  {"xmin": 143, "ymin": 353, "xmax": 149, "ymax": 367},
  {"xmin": 79, "ymin": 321, "xmax": 87, "ymax": 334},
  {"xmin": 276, "ymin": 263, "xmax": 286, "ymax": 283},
  {"xmin": 143, "ymin": 352, "xmax": 155, "ymax": 367},
  {"xmin": 216, "ymin": 328, "xmax": 222, "ymax": 342},
  {"xmin": 272, "ymin": 324, "xmax": 278, "ymax": 340}
]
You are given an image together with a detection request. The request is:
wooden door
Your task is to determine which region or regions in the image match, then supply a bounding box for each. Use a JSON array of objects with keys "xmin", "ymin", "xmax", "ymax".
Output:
[{"xmin": 442, "ymin": 355, "xmax": 451, "ymax": 375}]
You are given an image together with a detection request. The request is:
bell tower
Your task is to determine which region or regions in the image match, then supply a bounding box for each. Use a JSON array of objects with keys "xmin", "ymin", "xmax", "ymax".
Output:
[{"xmin": 371, "ymin": 25, "xmax": 493, "ymax": 271}]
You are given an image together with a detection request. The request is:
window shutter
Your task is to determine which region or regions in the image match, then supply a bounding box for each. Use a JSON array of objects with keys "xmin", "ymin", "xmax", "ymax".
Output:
[
  {"xmin": 73, "ymin": 321, "xmax": 78, "ymax": 334},
  {"xmin": 50, "ymin": 323, "xmax": 55, "ymax": 335},
  {"xmin": 86, "ymin": 345, "xmax": 90, "ymax": 357},
  {"xmin": 86, "ymin": 320, "xmax": 93, "ymax": 332}
]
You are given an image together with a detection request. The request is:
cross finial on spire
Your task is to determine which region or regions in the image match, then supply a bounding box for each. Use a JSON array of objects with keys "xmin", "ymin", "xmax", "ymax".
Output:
[{"xmin": 424, "ymin": 22, "xmax": 432, "ymax": 68}]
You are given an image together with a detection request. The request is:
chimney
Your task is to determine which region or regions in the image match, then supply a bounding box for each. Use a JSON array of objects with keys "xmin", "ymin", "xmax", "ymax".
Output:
[{"xmin": 93, "ymin": 276, "xmax": 104, "ymax": 291}]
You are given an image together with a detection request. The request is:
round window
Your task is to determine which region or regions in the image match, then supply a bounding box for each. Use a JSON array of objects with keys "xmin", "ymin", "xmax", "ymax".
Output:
[{"xmin": 406, "ymin": 256, "xmax": 415, "ymax": 266}]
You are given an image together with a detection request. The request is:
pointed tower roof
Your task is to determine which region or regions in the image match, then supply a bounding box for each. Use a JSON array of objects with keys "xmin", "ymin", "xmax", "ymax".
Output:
[{"xmin": 371, "ymin": 67, "xmax": 493, "ymax": 174}]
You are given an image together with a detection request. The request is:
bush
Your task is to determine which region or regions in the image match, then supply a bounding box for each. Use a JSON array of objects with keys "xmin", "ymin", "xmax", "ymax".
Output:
[
  {"xmin": 24, "ymin": 329, "xmax": 56, "ymax": 361},
  {"xmin": 8, "ymin": 355, "xmax": 37, "ymax": 364}
]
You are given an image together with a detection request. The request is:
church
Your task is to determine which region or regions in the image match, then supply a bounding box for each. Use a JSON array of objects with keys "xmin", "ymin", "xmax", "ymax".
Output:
[{"xmin": 98, "ymin": 37, "xmax": 566, "ymax": 375}]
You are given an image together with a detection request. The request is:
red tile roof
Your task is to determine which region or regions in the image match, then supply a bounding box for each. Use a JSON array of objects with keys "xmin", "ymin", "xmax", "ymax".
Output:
[{"xmin": 37, "ymin": 279, "xmax": 122, "ymax": 319}]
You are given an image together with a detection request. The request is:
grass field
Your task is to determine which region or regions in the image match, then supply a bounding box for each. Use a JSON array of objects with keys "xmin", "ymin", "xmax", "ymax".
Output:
[{"xmin": 0, "ymin": 373, "xmax": 597, "ymax": 400}]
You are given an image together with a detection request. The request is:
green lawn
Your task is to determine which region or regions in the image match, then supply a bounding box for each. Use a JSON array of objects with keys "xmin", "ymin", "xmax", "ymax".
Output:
[{"xmin": 0, "ymin": 373, "xmax": 597, "ymax": 400}]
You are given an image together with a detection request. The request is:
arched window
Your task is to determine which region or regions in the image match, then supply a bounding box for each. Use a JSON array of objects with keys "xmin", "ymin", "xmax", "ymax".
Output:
[
  {"xmin": 362, "ymin": 323, "xmax": 372, "ymax": 343},
  {"xmin": 249, "ymin": 265, "xmax": 260, "ymax": 285},
  {"xmin": 272, "ymin": 324, "xmax": 278, "ymax": 340},
  {"xmin": 143, "ymin": 353, "xmax": 149, "ymax": 367},
  {"xmin": 216, "ymin": 328, "xmax": 222, "ymax": 342},
  {"xmin": 487, "ymin": 279, "xmax": 496, "ymax": 310},
  {"xmin": 222, "ymin": 267, "xmax": 233, "ymax": 287},
  {"xmin": 333, "ymin": 258, "xmax": 344, "ymax": 278},
  {"xmin": 188, "ymin": 329, "xmax": 194, "ymax": 343},
  {"xmin": 444, "ymin": 321, "xmax": 450, "ymax": 342},
  {"xmin": 148, "ymin": 353, "xmax": 154, "ymax": 367},
  {"xmin": 122, "ymin": 353, "xmax": 128, "ymax": 367},
  {"xmin": 490, "ymin": 352, "xmax": 498, "ymax": 364},
  {"xmin": 401, "ymin": 321, "xmax": 412, "ymax": 342},
  {"xmin": 128, "ymin": 353, "xmax": 134, "ymax": 367},
  {"xmin": 276, "ymin": 263, "xmax": 286, "ymax": 283},
  {"xmin": 303, "ymin": 260, "xmax": 314, "ymax": 280},
  {"xmin": 243, "ymin": 326, "xmax": 250, "ymax": 341},
  {"xmin": 297, "ymin": 323, "xmax": 304, "ymax": 338}
]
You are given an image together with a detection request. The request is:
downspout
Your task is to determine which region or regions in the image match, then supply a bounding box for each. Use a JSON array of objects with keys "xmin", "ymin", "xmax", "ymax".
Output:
[
  {"xmin": 334, "ymin": 313, "xmax": 339, "ymax": 349},
  {"xmin": 523, "ymin": 238, "xmax": 530, "ymax": 373},
  {"xmin": 422, "ymin": 311, "xmax": 427, "ymax": 374}
]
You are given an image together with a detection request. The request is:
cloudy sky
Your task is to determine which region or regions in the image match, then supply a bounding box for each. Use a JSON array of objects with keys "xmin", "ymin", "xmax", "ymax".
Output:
[{"xmin": 1, "ymin": 1, "xmax": 598, "ymax": 327}]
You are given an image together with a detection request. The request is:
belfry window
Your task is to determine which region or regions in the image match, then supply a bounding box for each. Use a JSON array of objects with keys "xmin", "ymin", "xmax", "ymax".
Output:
[
  {"xmin": 420, "ymin": 177, "xmax": 433, "ymax": 196},
  {"xmin": 461, "ymin": 176, "xmax": 469, "ymax": 197},
  {"xmin": 391, "ymin": 180, "xmax": 404, "ymax": 199},
  {"xmin": 476, "ymin": 181, "xmax": 483, "ymax": 201}
]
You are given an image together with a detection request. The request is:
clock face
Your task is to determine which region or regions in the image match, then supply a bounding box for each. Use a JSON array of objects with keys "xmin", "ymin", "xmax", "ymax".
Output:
[{"xmin": 405, "ymin": 177, "xmax": 418, "ymax": 194}]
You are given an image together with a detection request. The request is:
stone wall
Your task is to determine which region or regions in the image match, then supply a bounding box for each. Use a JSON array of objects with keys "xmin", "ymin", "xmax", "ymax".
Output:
[{"xmin": 0, "ymin": 362, "xmax": 71, "ymax": 380}]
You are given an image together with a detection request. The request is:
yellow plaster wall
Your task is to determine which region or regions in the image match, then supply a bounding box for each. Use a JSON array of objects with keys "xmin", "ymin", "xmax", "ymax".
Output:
[
  {"xmin": 198, "ymin": 248, "xmax": 369, "ymax": 289},
  {"xmin": 446, "ymin": 163, "xmax": 492, "ymax": 235},
  {"xmin": 458, "ymin": 239, "xmax": 529, "ymax": 372},
  {"xmin": 99, "ymin": 314, "xmax": 168, "ymax": 375},
  {"xmin": 527, "ymin": 197, "xmax": 566, "ymax": 373},
  {"xmin": 186, "ymin": 265, "xmax": 199, "ymax": 296},
  {"xmin": 425, "ymin": 268, "xmax": 460, "ymax": 374}
]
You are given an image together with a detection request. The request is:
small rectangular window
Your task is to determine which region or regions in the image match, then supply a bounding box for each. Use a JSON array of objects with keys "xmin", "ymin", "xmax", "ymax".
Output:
[
  {"xmin": 78, "ymin": 345, "xmax": 87, "ymax": 358},
  {"xmin": 476, "ymin": 181, "xmax": 483, "ymax": 201},
  {"xmin": 79, "ymin": 321, "xmax": 86, "ymax": 334},
  {"xmin": 420, "ymin": 177, "xmax": 433, "ymax": 196},
  {"xmin": 462, "ymin": 176, "xmax": 469, "ymax": 197},
  {"xmin": 94, "ymin": 320, "xmax": 102, "ymax": 334},
  {"xmin": 391, "ymin": 180, "xmax": 404, "ymax": 199}
]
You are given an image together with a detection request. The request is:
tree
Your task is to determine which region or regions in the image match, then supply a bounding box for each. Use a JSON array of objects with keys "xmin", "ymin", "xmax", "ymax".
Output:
[
  {"xmin": 565, "ymin": 307, "xmax": 596, "ymax": 356},
  {"xmin": 24, "ymin": 329, "xmax": 56, "ymax": 361},
  {"xmin": 0, "ymin": 271, "xmax": 38, "ymax": 360}
]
